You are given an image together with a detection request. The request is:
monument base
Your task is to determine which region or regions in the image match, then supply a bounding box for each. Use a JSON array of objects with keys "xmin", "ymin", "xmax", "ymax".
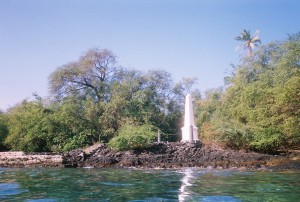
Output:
[{"xmin": 181, "ymin": 125, "xmax": 199, "ymax": 142}]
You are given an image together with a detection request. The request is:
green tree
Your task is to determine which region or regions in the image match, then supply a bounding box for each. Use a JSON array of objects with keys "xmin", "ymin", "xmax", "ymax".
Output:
[
  {"xmin": 174, "ymin": 77, "xmax": 198, "ymax": 95},
  {"xmin": 49, "ymin": 48, "xmax": 117, "ymax": 102},
  {"xmin": 0, "ymin": 111, "xmax": 8, "ymax": 151},
  {"xmin": 3, "ymin": 48, "xmax": 198, "ymax": 152},
  {"xmin": 195, "ymin": 88, "xmax": 223, "ymax": 141},
  {"xmin": 49, "ymin": 49, "xmax": 186, "ymax": 145},
  {"xmin": 106, "ymin": 69, "xmax": 184, "ymax": 139},
  {"xmin": 4, "ymin": 98, "xmax": 97, "ymax": 152},
  {"xmin": 5, "ymin": 100, "xmax": 53, "ymax": 152},
  {"xmin": 235, "ymin": 29, "xmax": 261, "ymax": 56},
  {"xmin": 195, "ymin": 33, "xmax": 300, "ymax": 152},
  {"xmin": 223, "ymin": 32, "xmax": 300, "ymax": 152},
  {"xmin": 49, "ymin": 97, "xmax": 96, "ymax": 151}
]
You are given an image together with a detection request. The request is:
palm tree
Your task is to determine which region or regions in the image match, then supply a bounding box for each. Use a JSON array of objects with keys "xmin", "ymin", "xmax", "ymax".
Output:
[{"xmin": 235, "ymin": 29, "xmax": 261, "ymax": 56}]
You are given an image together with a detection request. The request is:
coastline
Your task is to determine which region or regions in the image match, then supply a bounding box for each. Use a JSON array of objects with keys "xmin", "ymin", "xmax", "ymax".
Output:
[
  {"xmin": 0, "ymin": 151, "xmax": 63, "ymax": 168},
  {"xmin": 1, "ymin": 142, "xmax": 299, "ymax": 170}
]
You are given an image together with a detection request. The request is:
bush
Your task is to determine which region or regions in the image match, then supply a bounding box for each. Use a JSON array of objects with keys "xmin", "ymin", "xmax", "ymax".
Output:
[
  {"xmin": 4, "ymin": 101, "xmax": 52, "ymax": 152},
  {"xmin": 213, "ymin": 119, "xmax": 253, "ymax": 150},
  {"xmin": 61, "ymin": 133, "xmax": 91, "ymax": 152},
  {"xmin": 250, "ymin": 127, "xmax": 286, "ymax": 153},
  {"xmin": 108, "ymin": 124, "xmax": 157, "ymax": 151},
  {"xmin": 212, "ymin": 118, "xmax": 286, "ymax": 153},
  {"xmin": 0, "ymin": 113, "xmax": 8, "ymax": 151}
]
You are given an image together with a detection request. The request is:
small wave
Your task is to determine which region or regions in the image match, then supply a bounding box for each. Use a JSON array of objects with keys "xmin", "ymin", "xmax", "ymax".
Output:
[
  {"xmin": 200, "ymin": 195, "xmax": 242, "ymax": 202},
  {"xmin": 97, "ymin": 182, "xmax": 133, "ymax": 186},
  {"xmin": 26, "ymin": 199, "xmax": 62, "ymax": 202},
  {"xmin": 129, "ymin": 197, "xmax": 178, "ymax": 202},
  {"xmin": 83, "ymin": 166, "xmax": 94, "ymax": 169}
]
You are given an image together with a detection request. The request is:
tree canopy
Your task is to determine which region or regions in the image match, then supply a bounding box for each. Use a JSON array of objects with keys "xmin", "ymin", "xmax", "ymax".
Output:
[
  {"xmin": 49, "ymin": 48, "xmax": 117, "ymax": 102},
  {"xmin": 197, "ymin": 32, "xmax": 300, "ymax": 152},
  {"xmin": 3, "ymin": 48, "xmax": 190, "ymax": 152},
  {"xmin": 1, "ymin": 33, "xmax": 299, "ymax": 153}
]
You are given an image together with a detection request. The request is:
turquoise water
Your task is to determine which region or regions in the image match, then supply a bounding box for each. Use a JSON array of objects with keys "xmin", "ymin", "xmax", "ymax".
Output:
[{"xmin": 0, "ymin": 167, "xmax": 299, "ymax": 201}]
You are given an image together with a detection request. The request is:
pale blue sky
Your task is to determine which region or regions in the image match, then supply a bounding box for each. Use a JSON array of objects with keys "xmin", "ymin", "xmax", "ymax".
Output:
[{"xmin": 0, "ymin": 0, "xmax": 299, "ymax": 110}]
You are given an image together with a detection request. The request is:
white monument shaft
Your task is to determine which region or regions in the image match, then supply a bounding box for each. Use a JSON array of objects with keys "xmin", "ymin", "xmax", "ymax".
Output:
[{"xmin": 181, "ymin": 94, "xmax": 198, "ymax": 142}]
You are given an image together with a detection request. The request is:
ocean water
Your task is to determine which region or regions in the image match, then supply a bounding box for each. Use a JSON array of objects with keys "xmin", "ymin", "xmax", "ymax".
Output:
[{"xmin": 0, "ymin": 167, "xmax": 299, "ymax": 201}]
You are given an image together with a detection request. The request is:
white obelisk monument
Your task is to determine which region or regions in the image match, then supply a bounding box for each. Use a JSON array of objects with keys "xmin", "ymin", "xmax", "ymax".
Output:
[{"xmin": 181, "ymin": 94, "xmax": 199, "ymax": 142}]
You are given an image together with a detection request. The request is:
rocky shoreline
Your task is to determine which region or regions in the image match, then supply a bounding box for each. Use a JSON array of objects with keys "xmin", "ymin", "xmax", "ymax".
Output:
[
  {"xmin": 1, "ymin": 142, "xmax": 299, "ymax": 170},
  {"xmin": 0, "ymin": 151, "xmax": 63, "ymax": 168}
]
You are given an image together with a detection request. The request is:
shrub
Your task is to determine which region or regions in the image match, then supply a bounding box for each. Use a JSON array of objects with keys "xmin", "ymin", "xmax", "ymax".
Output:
[
  {"xmin": 0, "ymin": 113, "xmax": 8, "ymax": 151},
  {"xmin": 213, "ymin": 119, "xmax": 253, "ymax": 150},
  {"xmin": 250, "ymin": 127, "xmax": 286, "ymax": 153},
  {"xmin": 108, "ymin": 124, "xmax": 157, "ymax": 151}
]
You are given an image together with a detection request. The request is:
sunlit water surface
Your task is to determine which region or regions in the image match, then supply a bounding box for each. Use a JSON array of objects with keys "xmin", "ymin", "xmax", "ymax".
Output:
[{"xmin": 0, "ymin": 167, "xmax": 299, "ymax": 201}]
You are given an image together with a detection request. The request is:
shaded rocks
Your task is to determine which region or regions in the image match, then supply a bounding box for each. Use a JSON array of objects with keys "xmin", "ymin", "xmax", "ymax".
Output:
[
  {"xmin": 63, "ymin": 149, "xmax": 85, "ymax": 168},
  {"xmin": 1, "ymin": 143, "xmax": 299, "ymax": 170},
  {"xmin": 62, "ymin": 142, "xmax": 297, "ymax": 170}
]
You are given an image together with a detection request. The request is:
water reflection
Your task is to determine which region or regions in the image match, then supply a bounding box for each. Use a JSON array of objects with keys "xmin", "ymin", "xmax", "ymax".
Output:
[
  {"xmin": 178, "ymin": 168, "xmax": 194, "ymax": 201},
  {"xmin": 178, "ymin": 169, "xmax": 243, "ymax": 202}
]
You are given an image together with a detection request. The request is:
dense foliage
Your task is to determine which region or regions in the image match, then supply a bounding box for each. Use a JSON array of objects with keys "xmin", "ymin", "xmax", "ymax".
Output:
[
  {"xmin": 108, "ymin": 124, "xmax": 157, "ymax": 150},
  {"xmin": 1, "ymin": 33, "xmax": 299, "ymax": 153},
  {"xmin": 0, "ymin": 111, "xmax": 8, "ymax": 151},
  {"xmin": 196, "ymin": 33, "xmax": 300, "ymax": 152},
  {"xmin": 4, "ymin": 101, "xmax": 52, "ymax": 151},
  {"xmin": 3, "ymin": 49, "xmax": 189, "ymax": 152}
]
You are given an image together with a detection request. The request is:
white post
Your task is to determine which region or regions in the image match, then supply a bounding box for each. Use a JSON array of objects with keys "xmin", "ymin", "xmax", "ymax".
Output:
[
  {"xmin": 157, "ymin": 129, "xmax": 161, "ymax": 143},
  {"xmin": 181, "ymin": 94, "xmax": 199, "ymax": 142}
]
